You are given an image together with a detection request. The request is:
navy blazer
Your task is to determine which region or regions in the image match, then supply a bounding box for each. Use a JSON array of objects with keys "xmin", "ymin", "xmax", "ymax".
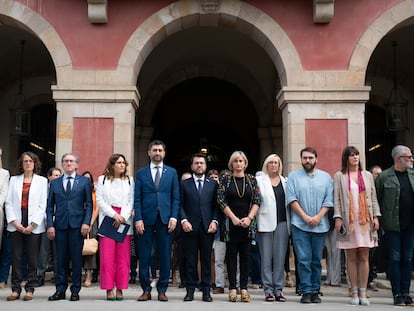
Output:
[
  {"xmin": 179, "ymin": 177, "xmax": 219, "ymax": 232},
  {"xmin": 46, "ymin": 174, "xmax": 93, "ymax": 229},
  {"xmin": 134, "ymin": 164, "xmax": 180, "ymax": 226}
]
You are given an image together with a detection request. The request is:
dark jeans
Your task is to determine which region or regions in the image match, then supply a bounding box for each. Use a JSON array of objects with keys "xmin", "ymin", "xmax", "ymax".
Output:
[
  {"xmin": 250, "ymin": 241, "xmax": 262, "ymax": 285},
  {"xmin": 385, "ymin": 225, "xmax": 414, "ymax": 296},
  {"xmin": 0, "ymin": 233, "xmax": 11, "ymax": 283},
  {"xmin": 226, "ymin": 240, "xmax": 251, "ymax": 290}
]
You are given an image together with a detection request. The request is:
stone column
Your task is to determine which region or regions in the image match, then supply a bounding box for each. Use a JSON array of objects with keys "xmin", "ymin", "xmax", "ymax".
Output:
[
  {"xmin": 52, "ymin": 86, "xmax": 139, "ymax": 173},
  {"xmin": 277, "ymin": 86, "xmax": 370, "ymax": 174}
]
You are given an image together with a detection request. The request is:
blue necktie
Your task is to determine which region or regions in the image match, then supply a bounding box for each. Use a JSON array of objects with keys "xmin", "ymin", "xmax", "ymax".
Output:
[{"xmin": 198, "ymin": 179, "xmax": 203, "ymax": 194}]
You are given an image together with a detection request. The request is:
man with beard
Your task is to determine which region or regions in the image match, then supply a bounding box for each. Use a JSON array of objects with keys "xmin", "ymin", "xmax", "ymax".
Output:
[
  {"xmin": 286, "ymin": 147, "xmax": 333, "ymax": 303},
  {"xmin": 375, "ymin": 145, "xmax": 414, "ymax": 306},
  {"xmin": 134, "ymin": 140, "xmax": 180, "ymax": 302}
]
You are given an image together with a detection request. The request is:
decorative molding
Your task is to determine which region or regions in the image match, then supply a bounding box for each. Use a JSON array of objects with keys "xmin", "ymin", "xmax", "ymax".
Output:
[
  {"xmin": 87, "ymin": 0, "xmax": 108, "ymax": 24},
  {"xmin": 313, "ymin": 0, "xmax": 334, "ymax": 24},
  {"xmin": 200, "ymin": 0, "xmax": 221, "ymax": 14}
]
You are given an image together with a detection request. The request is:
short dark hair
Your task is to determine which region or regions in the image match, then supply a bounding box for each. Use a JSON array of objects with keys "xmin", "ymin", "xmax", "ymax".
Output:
[
  {"xmin": 190, "ymin": 153, "xmax": 206, "ymax": 164},
  {"xmin": 300, "ymin": 147, "xmax": 317, "ymax": 158},
  {"xmin": 148, "ymin": 140, "xmax": 166, "ymax": 151}
]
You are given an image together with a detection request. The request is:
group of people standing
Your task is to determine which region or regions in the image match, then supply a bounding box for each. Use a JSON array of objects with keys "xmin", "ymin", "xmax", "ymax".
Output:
[{"xmin": 0, "ymin": 142, "xmax": 413, "ymax": 307}]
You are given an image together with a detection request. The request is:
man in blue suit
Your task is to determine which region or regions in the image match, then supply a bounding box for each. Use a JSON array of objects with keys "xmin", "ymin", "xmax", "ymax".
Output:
[
  {"xmin": 46, "ymin": 153, "xmax": 92, "ymax": 301},
  {"xmin": 180, "ymin": 153, "xmax": 218, "ymax": 302},
  {"xmin": 134, "ymin": 140, "xmax": 180, "ymax": 302}
]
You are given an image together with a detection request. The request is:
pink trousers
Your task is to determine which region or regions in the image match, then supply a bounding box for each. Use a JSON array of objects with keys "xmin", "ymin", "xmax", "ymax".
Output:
[{"xmin": 99, "ymin": 228, "xmax": 131, "ymax": 290}]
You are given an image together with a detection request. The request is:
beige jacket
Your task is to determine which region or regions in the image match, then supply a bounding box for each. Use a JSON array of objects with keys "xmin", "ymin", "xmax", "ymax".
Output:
[{"xmin": 333, "ymin": 170, "xmax": 381, "ymax": 241}]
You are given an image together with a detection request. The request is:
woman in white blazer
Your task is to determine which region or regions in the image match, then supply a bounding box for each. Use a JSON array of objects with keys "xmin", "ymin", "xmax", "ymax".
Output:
[
  {"xmin": 96, "ymin": 154, "xmax": 134, "ymax": 301},
  {"xmin": 255, "ymin": 153, "xmax": 290, "ymax": 302},
  {"xmin": 5, "ymin": 152, "xmax": 47, "ymax": 301}
]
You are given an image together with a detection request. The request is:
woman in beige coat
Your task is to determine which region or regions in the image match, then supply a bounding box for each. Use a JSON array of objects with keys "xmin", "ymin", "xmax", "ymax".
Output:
[{"xmin": 333, "ymin": 146, "xmax": 380, "ymax": 306}]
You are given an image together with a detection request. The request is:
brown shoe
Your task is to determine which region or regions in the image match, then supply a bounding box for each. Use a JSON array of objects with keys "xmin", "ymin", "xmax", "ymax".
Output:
[
  {"xmin": 7, "ymin": 292, "xmax": 20, "ymax": 301},
  {"xmin": 158, "ymin": 292, "xmax": 168, "ymax": 301},
  {"xmin": 23, "ymin": 293, "xmax": 33, "ymax": 301},
  {"xmin": 213, "ymin": 287, "xmax": 224, "ymax": 294},
  {"xmin": 137, "ymin": 291, "xmax": 151, "ymax": 301}
]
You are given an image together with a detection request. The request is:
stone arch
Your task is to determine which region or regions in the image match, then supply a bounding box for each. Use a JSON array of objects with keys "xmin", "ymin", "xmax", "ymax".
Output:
[
  {"xmin": 118, "ymin": 0, "xmax": 302, "ymax": 87},
  {"xmin": 0, "ymin": 0, "xmax": 71, "ymax": 85},
  {"xmin": 349, "ymin": 0, "xmax": 414, "ymax": 75}
]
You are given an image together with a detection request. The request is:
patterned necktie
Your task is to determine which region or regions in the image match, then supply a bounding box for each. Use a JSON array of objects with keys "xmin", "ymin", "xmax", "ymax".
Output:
[
  {"xmin": 154, "ymin": 166, "xmax": 161, "ymax": 188},
  {"xmin": 198, "ymin": 179, "xmax": 203, "ymax": 194},
  {"xmin": 66, "ymin": 176, "xmax": 72, "ymax": 195}
]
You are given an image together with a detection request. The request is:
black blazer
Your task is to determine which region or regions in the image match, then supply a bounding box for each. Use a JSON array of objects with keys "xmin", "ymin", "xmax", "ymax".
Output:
[{"xmin": 179, "ymin": 177, "xmax": 219, "ymax": 232}]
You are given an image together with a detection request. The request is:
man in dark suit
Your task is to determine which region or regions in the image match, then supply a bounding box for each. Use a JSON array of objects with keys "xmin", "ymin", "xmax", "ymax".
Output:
[
  {"xmin": 134, "ymin": 140, "xmax": 180, "ymax": 302},
  {"xmin": 180, "ymin": 153, "xmax": 218, "ymax": 302},
  {"xmin": 46, "ymin": 153, "xmax": 92, "ymax": 301}
]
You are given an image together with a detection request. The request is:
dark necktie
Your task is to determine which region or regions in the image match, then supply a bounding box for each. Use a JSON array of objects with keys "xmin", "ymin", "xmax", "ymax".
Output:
[
  {"xmin": 154, "ymin": 166, "xmax": 161, "ymax": 188},
  {"xmin": 66, "ymin": 176, "xmax": 72, "ymax": 195},
  {"xmin": 198, "ymin": 179, "xmax": 203, "ymax": 194}
]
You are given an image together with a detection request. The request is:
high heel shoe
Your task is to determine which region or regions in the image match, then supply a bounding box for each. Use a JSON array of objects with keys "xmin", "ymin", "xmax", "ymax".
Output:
[
  {"xmin": 228, "ymin": 290, "xmax": 237, "ymax": 302},
  {"xmin": 359, "ymin": 288, "xmax": 370, "ymax": 306},
  {"xmin": 349, "ymin": 287, "xmax": 359, "ymax": 305},
  {"xmin": 240, "ymin": 290, "xmax": 250, "ymax": 303},
  {"xmin": 116, "ymin": 289, "xmax": 123, "ymax": 301},
  {"xmin": 106, "ymin": 290, "xmax": 115, "ymax": 301}
]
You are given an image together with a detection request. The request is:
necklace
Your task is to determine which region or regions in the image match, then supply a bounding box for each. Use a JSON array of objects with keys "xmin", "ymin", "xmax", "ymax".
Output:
[{"xmin": 233, "ymin": 175, "xmax": 246, "ymax": 198}]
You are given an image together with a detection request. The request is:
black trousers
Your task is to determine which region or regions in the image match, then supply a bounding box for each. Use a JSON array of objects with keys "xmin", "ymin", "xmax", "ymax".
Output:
[
  {"xmin": 226, "ymin": 240, "xmax": 251, "ymax": 290},
  {"xmin": 10, "ymin": 231, "xmax": 41, "ymax": 294}
]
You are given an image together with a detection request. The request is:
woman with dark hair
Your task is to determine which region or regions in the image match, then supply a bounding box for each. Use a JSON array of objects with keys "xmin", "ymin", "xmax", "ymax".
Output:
[
  {"xmin": 96, "ymin": 154, "xmax": 134, "ymax": 300},
  {"xmin": 333, "ymin": 146, "xmax": 380, "ymax": 305},
  {"xmin": 5, "ymin": 152, "xmax": 47, "ymax": 301},
  {"xmin": 81, "ymin": 171, "xmax": 99, "ymax": 287},
  {"xmin": 217, "ymin": 151, "xmax": 261, "ymax": 302}
]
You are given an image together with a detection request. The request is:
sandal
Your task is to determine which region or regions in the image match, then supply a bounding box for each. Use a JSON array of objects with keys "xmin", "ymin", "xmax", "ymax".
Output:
[
  {"xmin": 240, "ymin": 290, "xmax": 250, "ymax": 303},
  {"xmin": 275, "ymin": 293, "xmax": 286, "ymax": 302},
  {"xmin": 228, "ymin": 290, "xmax": 237, "ymax": 302},
  {"xmin": 265, "ymin": 293, "xmax": 275, "ymax": 301}
]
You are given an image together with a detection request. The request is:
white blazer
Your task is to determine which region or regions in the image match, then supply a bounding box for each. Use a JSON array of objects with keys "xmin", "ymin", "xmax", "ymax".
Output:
[
  {"xmin": 5, "ymin": 174, "xmax": 48, "ymax": 234},
  {"xmin": 0, "ymin": 168, "xmax": 10, "ymax": 208},
  {"xmin": 96, "ymin": 175, "xmax": 134, "ymax": 235},
  {"xmin": 255, "ymin": 172, "xmax": 290, "ymax": 234}
]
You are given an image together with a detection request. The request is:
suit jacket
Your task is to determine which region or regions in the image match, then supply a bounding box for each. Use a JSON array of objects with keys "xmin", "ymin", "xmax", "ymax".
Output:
[
  {"xmin": 5, "ymin": 174, "xmax": 48, "ymax": 234},
  {"xmin": 179, "ymin": 177, "xmax": 219, "ymax": 232},
  {"xmin": 134, "ymin": 164, "xmax": 180, "ymax": 226},
  {"xmin": 96, "ymin": 175, "xmax": 134, "ymax": 235},
  {"xmin": 255, "ymin": 173, "xmax": 290, "ymax": 234},
  {"xmin": 46, "ymin": 174, "xmax": 92, "ymax": 230}
]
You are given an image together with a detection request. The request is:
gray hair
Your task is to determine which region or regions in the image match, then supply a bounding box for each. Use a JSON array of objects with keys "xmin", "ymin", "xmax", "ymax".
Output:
[
  {"xmin": 61, "ymin": 153, "xmax": 80, "ymax": 163},
  {"xmin": 391, "ymin": 145, "xmax": 411, "ymax": 161}
]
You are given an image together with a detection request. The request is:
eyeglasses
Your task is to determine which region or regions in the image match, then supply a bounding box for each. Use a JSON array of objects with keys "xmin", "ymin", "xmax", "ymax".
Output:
[
  {"xmin": 400, "ymin": 155, "xmax": 414, "ymax": 160},
  {"xmin": 302, "ymin": 156, "xmax": 315, "ymax": 160}
]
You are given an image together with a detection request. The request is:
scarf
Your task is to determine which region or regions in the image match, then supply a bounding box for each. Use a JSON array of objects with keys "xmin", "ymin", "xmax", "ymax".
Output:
[{"xmin": 348, "ymin": 170, "xmax": 370, "ymax": 233}]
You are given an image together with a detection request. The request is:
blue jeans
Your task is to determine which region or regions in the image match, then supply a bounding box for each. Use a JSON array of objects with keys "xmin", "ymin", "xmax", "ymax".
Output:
[
  {"xmin": 291, "ymin": 225, "xmax": 326, "ymax": 294},
  {"xmin": 385, "ymin": 225, "xmax": 414, "ymax": 296}
]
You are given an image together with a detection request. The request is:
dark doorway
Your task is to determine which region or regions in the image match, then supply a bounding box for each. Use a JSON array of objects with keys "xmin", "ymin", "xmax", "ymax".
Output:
[{"xmin": 152, "ymin": 77, "xmax": 260, "ymax": 176}]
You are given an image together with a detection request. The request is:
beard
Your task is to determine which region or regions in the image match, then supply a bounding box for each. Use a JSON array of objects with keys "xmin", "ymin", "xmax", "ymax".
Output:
[{"xmin": 302, "ymin": 162, "xmax": 316, "ymax": 173}]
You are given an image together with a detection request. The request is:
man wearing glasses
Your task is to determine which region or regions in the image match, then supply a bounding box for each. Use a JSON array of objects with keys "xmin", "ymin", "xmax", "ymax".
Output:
[
  {"xmin": 375, "ymin": 145, "xmax": 414, "ymax": 306},
  {"xmin": 285, "ymin": 147, "xmax": 333, "ymax": 303}
]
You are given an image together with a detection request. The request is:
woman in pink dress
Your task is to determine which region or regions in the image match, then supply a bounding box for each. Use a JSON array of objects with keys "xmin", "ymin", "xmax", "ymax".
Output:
[{"xmin": 333, "ymin": 146, "xmax": 381, "ymax": 306}]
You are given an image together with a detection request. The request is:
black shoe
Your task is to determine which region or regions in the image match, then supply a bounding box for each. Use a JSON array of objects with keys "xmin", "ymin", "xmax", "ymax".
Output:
[
  {"xmin": 300, "ymin": 293, "xmax": 311, "ymax": 303},
  {"xmin": 394, "ymin": 295, "xmax": 406, "ymax": 306},
  {"xmin": 70, "ymin": 293, "xmax": 80, "ymax": 301},
  {"xmin": 311, "ymin": 293, "xmax": 321, "ymax": 303},
  {"xmin": 179, "ymin": 283, "xmax": 185, "ymax": 288},
  {"xmin": 405, "ymin": 295, "xmax": 414, "ymax": 306},
  {"xmin": 202, "ymin": 292, "xmax": 213, "ymax": 302},
  {"xmin": 183, "ymin": 293, "xmax": 194, "ymax": 301},
  {"xmin": 48, "ymin": 291, "xmax": 66, "ymax": 301}
]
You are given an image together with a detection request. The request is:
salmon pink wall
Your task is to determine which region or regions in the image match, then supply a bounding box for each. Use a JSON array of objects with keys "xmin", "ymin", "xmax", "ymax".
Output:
[
  {"xmin": 305, "ymin": 119, "xmax": 348, "ymax": 177},
  {"xmin": 72, "ymin": 118, "xmax": 114, "ymax": 180}
]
